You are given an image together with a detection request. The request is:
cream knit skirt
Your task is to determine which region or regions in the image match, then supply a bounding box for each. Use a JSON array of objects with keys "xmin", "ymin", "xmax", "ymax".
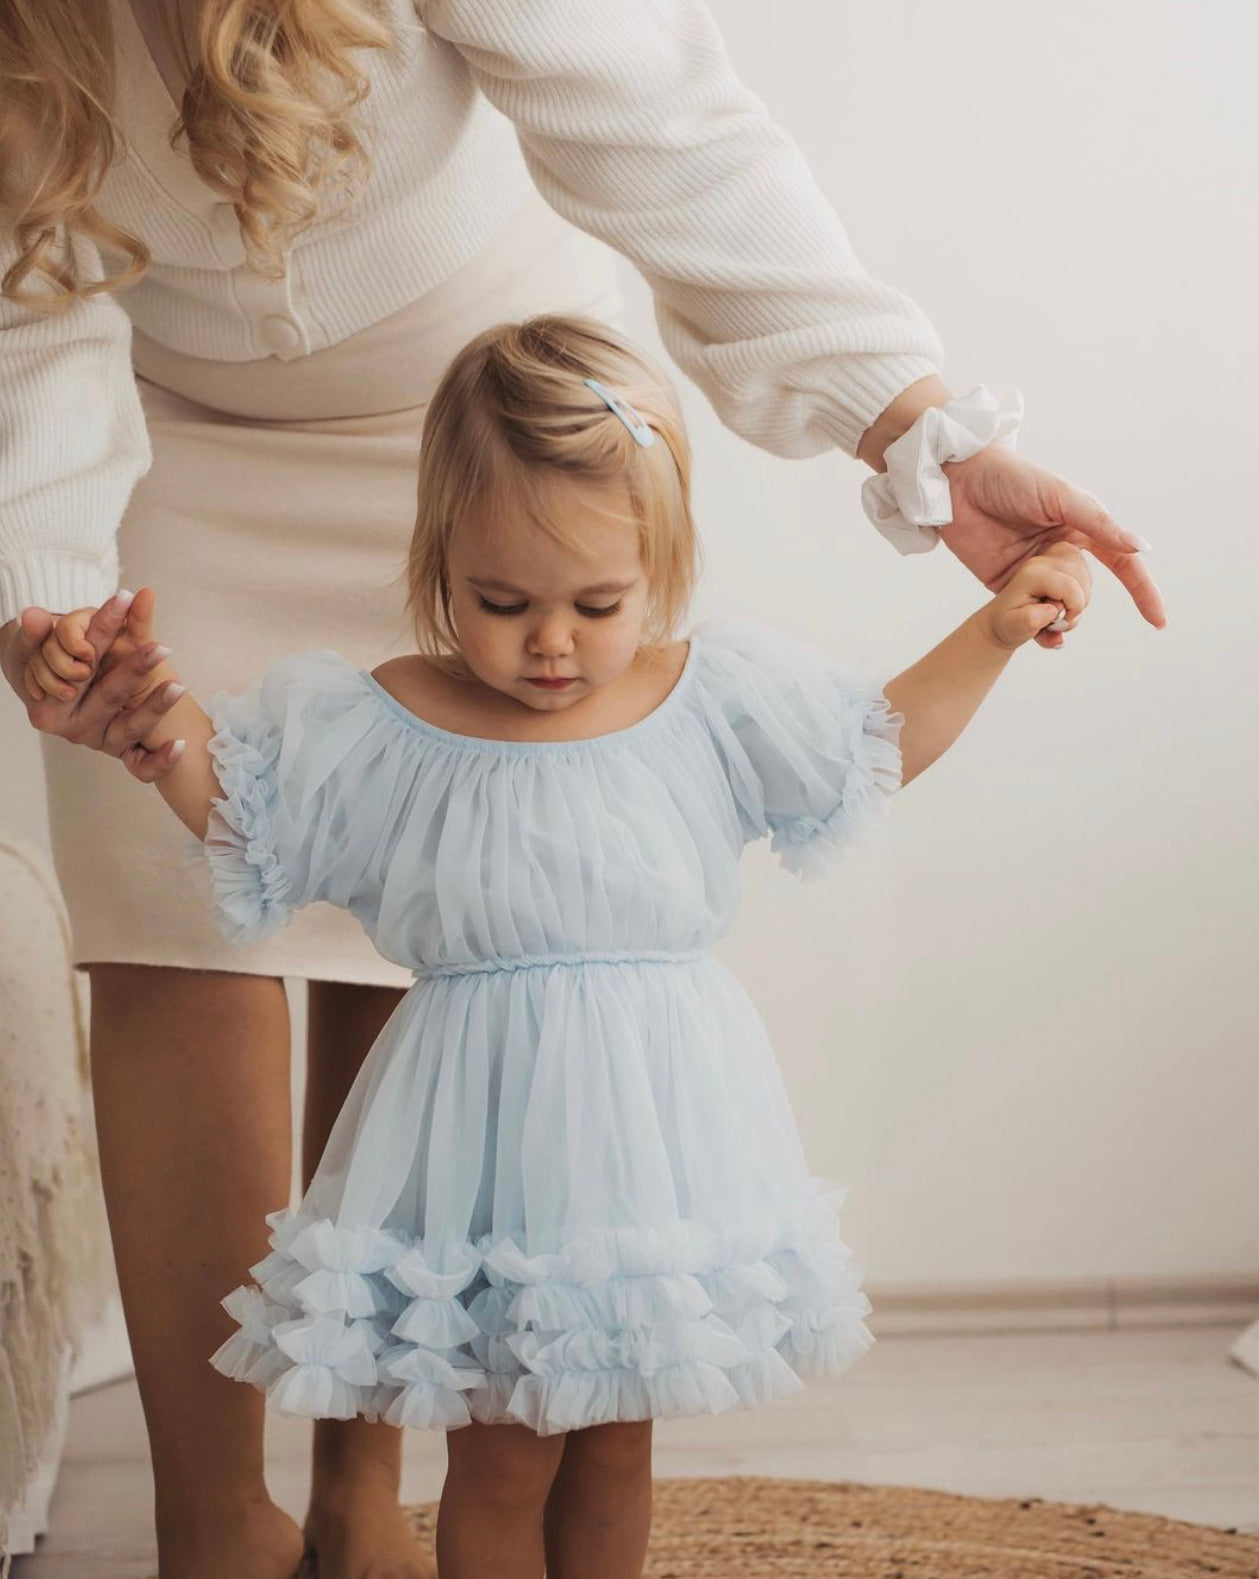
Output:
[{"xmin": 40, "ymin": 189, "xmax": 626, "ymax": 988}]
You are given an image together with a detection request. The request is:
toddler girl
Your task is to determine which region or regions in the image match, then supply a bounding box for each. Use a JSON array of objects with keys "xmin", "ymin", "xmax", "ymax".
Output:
[{"xmin": 50, "ymin": 314, "xmax": 1089, "ymax": 1578}]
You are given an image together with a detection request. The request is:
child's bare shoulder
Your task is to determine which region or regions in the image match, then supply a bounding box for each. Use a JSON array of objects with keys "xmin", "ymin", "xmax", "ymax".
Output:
[{"xmin": 368, "ymin": 653, "xmax": 462, "ymax": 725}]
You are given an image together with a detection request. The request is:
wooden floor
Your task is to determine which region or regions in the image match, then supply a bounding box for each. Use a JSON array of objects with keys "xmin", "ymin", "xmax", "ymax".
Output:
[{"xmin": 15, "ymin": 1324, "xmax": 1259, "ymax": 1577}]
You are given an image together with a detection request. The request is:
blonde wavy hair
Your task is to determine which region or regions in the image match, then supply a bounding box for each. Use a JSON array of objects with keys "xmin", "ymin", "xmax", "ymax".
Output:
[
  {"xmin": 0, "ymin": 0, "xmax": 395, "ymax": 313},
  {"xmin": 403, "ymin": 314, "xmax": 702, "ymax": 677}
]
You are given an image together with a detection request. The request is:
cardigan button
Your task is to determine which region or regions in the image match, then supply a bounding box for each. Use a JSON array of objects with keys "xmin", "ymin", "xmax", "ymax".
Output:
[{"xmin": 260, "ymin": 314, "xmax": 302, "ymax": 354}]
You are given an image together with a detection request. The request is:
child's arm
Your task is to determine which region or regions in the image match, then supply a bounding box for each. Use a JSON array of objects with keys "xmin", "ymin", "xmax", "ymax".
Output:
[
  {"xmin": 884, "ymin": 542, "xmax": 1092, "ymax": 786},
  {"xmin": 126, "ymin": 683, "xmax": 222, "ymax": 841}
]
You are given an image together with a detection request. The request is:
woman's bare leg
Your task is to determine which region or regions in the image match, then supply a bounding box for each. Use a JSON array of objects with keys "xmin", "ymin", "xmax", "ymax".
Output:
[
  {"xmin": 438, "ymin": 1422, "xmax": 569, "ymax": 1578},
  {"xmin": 543, "ymin": 1421, "xmax": 654, "ymax": 1578},
  {"xmin": 88, "ymin": 963, "xmax": 304, "ymax": 1579},
  {"xmin": 300, "ymin": 980, "xmax": 434, "ymax": 1579}
]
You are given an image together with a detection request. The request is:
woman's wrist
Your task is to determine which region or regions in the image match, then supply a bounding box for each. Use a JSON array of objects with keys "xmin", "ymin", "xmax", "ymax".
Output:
[{"xmin": 856, "ymin": 374, "xmax": 955, "ymax": 474}]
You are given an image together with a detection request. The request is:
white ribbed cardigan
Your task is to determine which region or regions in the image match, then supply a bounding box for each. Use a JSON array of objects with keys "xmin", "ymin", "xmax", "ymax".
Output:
[{"xmin": 0, "ymin": 0, "xmax": 945, "ymax": 626}]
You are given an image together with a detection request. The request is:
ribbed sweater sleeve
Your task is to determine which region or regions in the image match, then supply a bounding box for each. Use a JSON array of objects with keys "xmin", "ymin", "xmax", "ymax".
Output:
[
  {"xmin": 0, "ymin": 228, "xmax": 153, "ymax": 626},
  {"xmin": 416, "ymin": 0, "xmax": 946, "ymax": 461}
]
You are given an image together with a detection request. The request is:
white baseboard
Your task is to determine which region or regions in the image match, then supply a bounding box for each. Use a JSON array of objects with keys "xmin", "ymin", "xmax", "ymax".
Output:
[
  {"xmin": 49, "ymin": 1282, "xmax": 1259, "ymax": 1380},
  {"xmin": 865, "ymin": 1273, "xmax": 1259, "ymax": 1336}
]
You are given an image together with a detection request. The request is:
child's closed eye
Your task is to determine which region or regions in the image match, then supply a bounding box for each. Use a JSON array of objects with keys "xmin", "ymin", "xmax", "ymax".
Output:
[{"xmin": 477, "ymin": 596, "xmax": 622, "ymax": 619}]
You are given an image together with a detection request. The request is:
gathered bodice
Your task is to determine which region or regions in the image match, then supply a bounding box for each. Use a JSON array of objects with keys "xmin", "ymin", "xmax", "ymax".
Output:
[{"xmin": 309, "ymin": 642, "xmax": 743, "ymax": 974}]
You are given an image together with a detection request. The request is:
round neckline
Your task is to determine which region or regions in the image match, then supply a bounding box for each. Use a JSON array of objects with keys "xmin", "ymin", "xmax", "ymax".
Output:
[{"xmin": 357, "ymin": 635, "xmax": 701, "ymax": 755}]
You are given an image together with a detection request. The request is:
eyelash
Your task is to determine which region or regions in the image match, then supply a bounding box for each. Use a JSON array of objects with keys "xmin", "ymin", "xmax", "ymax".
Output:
[{"xmin": 478, "ymin": 597, "xmax": 623, "ymax": 619}]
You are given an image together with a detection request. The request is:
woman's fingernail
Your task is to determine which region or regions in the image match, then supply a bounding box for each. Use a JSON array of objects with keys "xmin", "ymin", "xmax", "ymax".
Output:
[
  {"xmin": 1123, "ymin": 534, "xmax": 1153, "ymax": 552},
  {"xmin": 114, "ymin": 588, "xmax": 135, "ymax": 607},
  {"xmin": 169, "ymin": 739, "xmax": 187, "ymax": 761},
  {"xmin": 164, "ymin": 682, "xmax": 186, "ymax": 702},
  {"xmin": 146, "ymin": 644, "xmax": 172, "ymax": 665}
]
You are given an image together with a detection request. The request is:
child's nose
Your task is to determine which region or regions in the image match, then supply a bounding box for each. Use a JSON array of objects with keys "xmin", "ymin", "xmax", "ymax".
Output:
[{"xmin": 529, "ymin": 619, "xmax": 573, "ymax": 656}]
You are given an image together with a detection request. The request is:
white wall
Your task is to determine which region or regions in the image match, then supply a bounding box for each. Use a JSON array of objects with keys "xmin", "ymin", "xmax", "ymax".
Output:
[
  {"xmin": 2, "ymin": 0, "xmax": 1255, "ymax": 1291},
  {"xmin": 667, "ymin": 0, "xmax": 1259, "ymax": 1285}
]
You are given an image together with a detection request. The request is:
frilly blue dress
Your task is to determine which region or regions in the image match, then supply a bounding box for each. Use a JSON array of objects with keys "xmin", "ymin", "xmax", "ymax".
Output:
[{"xmin": 202, "ymin": 617, "xmax": 902, "ymax": 1436}]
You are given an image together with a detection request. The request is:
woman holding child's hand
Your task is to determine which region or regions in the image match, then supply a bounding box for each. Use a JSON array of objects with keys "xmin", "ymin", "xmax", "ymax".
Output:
[
  {"xmin": 0, "ymin": 588, "xmax": 186, "ymax": 773},
  {"xmin": 86, "ymin": 544, "xmax": 1095, "ymax": 801}
]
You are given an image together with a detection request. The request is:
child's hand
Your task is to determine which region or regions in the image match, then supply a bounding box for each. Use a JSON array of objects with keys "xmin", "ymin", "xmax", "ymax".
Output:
[
  {"xmin": 16, "ymin": 603, "xmax": 104, "ymax": 704},
  {"xmin": 981, "ymin": 542, "xmax": 1092, "ymax": 651},
  {"xmin": 14, "ymin": 586, "xmax": 166, "ymax": 705}
]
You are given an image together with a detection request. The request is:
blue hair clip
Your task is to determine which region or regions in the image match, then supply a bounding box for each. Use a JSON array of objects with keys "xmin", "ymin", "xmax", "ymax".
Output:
[{"xmin": 584, "ymin": 377, "xmax": 655, "ymax": 447}]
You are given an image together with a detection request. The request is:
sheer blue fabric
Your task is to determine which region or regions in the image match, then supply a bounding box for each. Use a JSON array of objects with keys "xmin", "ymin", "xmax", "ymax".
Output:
[{"xmin": 203, "ymin": 618, "xmax": 902, "ymax": 1433}]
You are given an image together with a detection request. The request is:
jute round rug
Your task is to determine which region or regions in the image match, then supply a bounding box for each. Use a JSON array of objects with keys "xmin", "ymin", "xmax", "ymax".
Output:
[{"xmin": 397, "ymin": 1476, "xmax": 1259, "ymax": 1577}]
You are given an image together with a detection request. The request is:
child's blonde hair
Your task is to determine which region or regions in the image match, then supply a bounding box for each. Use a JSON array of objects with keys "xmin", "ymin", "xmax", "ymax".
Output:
[{"xmin": 403, "ymin": 314, "xmax": 701, "ymax": 676}]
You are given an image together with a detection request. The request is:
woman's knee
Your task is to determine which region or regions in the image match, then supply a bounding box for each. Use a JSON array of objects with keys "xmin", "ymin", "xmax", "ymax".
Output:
[{"xmin": 445, "ymin": 1421, "xmax": 568, "ymax": 1508}]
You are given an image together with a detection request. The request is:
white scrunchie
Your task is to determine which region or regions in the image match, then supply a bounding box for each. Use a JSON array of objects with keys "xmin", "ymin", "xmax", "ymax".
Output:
[{"xmin": 861, "ymin": 384, "xmax": 1025, "ymax": 555}]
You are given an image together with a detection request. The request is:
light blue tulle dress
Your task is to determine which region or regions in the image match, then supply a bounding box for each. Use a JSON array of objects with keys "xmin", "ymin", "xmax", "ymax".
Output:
[{"xmin": 202, "ymin": 617, "xmax": 902, "ymax": 1436}]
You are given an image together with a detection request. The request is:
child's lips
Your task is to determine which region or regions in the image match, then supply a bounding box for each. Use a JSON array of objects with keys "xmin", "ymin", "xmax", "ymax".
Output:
[{"xmin": 526, "ymin": 675, "xmax": 576, "ymax": 689}]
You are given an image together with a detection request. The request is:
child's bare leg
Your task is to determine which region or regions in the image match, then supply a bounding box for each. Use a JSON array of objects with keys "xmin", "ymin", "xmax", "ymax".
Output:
[
  {"xmin": 438, "ymin": 1422, "xmax": 568, "ymax": 1578},
  {"xmin": 88, "ymin": 964, "xmax": 304, "ymax": 1579},
  {"xmin": 300, "ymin": 980, "xmax": 430, "ymax": 1579},
  {"xmin": 542, "ymin": 1421, "xmax": 654, "ymax": 1578}
]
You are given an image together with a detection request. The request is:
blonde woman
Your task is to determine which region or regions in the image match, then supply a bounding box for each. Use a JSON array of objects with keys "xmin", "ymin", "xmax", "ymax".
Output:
[{"xmin": 0, "ymin": 3, "xmax": 1163, "ymax": 1577}]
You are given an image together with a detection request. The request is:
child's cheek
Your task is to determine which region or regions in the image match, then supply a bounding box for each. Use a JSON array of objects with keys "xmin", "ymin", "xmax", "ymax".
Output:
[{"xmin": 458, "ymin": 616, "xmax": 515, "ymax": 690}]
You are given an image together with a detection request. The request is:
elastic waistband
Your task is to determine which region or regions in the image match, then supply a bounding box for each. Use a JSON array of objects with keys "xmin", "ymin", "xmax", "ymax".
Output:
[{"xmin": 412, "ymin": 948, "xmax": 708, "ymax": 981}]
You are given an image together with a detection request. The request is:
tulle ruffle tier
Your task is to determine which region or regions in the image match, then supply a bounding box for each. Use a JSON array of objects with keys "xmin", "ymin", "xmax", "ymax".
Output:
[{"xmin": 209, "ymin": 1178, "xmax": 873, "ymax": 1436}]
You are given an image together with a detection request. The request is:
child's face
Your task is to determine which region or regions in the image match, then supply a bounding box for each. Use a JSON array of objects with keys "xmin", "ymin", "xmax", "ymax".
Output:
[{"xmin": 446, "ymin": 473, "xmax": 651, "ymax": 714}]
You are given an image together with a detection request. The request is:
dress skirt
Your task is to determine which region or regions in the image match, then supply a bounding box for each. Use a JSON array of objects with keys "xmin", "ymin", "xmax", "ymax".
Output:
[{"xmin": 39, "ymin": 187, "xmax": 626, "ymax": 986}]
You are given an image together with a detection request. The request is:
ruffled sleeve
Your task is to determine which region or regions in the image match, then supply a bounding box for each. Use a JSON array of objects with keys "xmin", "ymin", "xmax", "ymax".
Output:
[
  {"xmin": 696, "ymin": 619, "xmax": 902, "ymax": 879},
  {"xmin": 202, "ymin": 651, "xmax": 394, "ymax": 944}
]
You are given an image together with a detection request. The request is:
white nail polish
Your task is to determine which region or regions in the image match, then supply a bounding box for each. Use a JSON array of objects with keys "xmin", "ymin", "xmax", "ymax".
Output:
[
  {"xmin": 165, "ymin": 682, "xmax": 186, "ymax": 701},
  {"xmin": 115, "ymin": 588, "xmax": 135, "ymax": 605},
  {"xmin": 170, "ymin": 739, "xmax": 187, "ymax": 761}
]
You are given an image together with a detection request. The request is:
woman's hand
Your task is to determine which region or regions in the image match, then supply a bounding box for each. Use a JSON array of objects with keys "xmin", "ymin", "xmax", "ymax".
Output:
[
  {"xmin": 0, "ymin": 587, "xmax": 187, "ymax": 776},
  {"xmin": 980, "ymin": 541, "xmax": 1093, "ymax": 652},
  {"xmin": 939, "ymin": 444, "xmax": 1161, "ymax": 649},
  {"xmin": 858, "ymin": 375, "xmax": 1164, "ymax": 649}
]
